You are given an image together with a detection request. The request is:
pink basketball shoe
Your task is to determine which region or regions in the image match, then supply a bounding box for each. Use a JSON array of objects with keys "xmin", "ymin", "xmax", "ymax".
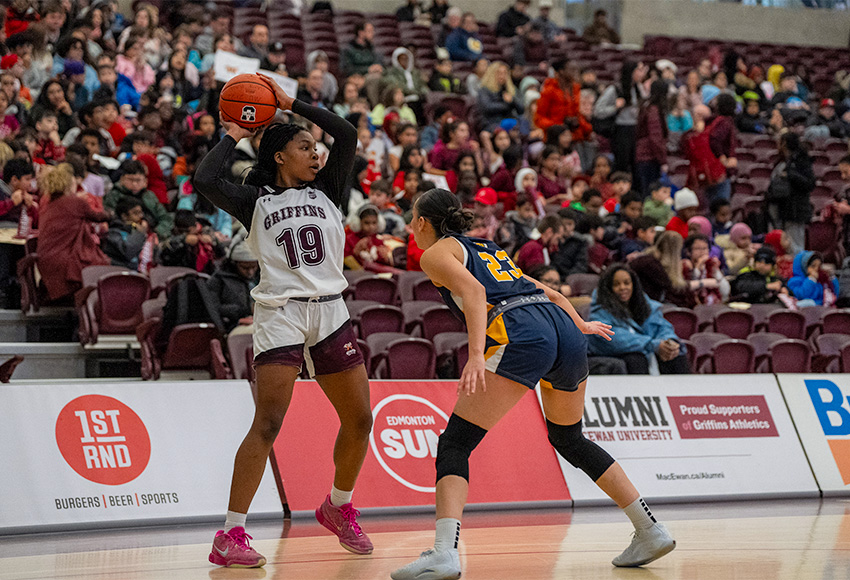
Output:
[
  {"xmin": 209, "ymin": 527, "xmax": 267, "ymax": 568},
  {"xmin": 315, "ymin": 495, "xmax": 374, "ymax": 554}
]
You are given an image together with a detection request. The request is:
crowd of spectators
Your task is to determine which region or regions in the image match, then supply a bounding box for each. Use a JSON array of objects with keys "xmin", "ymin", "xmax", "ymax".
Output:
[{"xmin": 0, "ymin": 0, "xmax": 848, "ymax": 377}]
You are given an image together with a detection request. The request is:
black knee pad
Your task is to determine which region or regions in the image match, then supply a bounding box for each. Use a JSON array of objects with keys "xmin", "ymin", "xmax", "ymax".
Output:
[
  {"xmin": 435, "ymin": 414, "xmax": 488, "ymax": 483},
  {"xmin": 547, "ymin": 419, "xmax": 615, "ymax": 481}
]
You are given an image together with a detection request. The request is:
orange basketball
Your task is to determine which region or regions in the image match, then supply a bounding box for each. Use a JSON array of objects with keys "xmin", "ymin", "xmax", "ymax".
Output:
[{"xmin": 219, "ymin": 74, "xmax": 278, "ymax": 128}]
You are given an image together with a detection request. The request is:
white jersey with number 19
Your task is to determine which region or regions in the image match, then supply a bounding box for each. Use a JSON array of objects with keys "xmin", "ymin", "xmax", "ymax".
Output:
[{"xmin": 246, "ymin": 183, "xmax": 347, "ymax": 306}]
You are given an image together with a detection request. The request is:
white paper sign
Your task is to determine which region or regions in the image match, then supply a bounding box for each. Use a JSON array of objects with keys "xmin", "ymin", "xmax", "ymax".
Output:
[
  {"xmin": 0, "ymin": 380, "xmax": 282, "ymax": 532},
  {"xmin": 214, "ymin": 50, "xmax": 260, "ymax": 82},
  {"xmin": 423, "ymin": 173, "xmax": 450, "ymax": 190},
  {"xmin": 258, "ymin": 70, "xmax": 298, "ymax": 100}
]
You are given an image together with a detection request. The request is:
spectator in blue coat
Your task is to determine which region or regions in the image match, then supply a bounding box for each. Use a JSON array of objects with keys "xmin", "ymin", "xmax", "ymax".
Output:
[
  {"xmin": 788, "ymin": 251, "xmax": 839, "ymax": 307},
  {"xmin": 588, "ymin": 264, "xmax": 691, "ymax": 375},
  {"xmin": 446, "ymin": 13, "xmax": 484, "ymax": 62}
]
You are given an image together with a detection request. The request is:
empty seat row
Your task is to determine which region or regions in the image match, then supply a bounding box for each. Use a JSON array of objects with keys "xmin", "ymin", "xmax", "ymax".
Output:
[
  {"xmin": 664, "ymin": 305, "xmax": 850, "ymax": 341},
  {"xmin": 680, "ymin": 331, "xmax": 850, "ymax": 374}
]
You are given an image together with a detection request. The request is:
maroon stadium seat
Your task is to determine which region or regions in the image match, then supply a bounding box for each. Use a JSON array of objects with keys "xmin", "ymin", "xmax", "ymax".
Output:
[
  {"xmin": 748, "ymin": 303, "xmax": 784, "ymax": 331},
  {"xmin": 357, "ymin": 305, "xmax": 404, "ymax": 338},
  {"xmin": 768, "ymin": 339, "xmax": 812, "ymax": 373},
  {"xmin": 822, "ymin": 310, "xmax": 850, "ymax": 336},
  {"xmin": 210, "ymin": 338, "xmax": 233, "ymax": 380},
  {"xmin": 747, "ymin": 332, "xmax": 786, "ymax": 372},
  {"xmin": 694, "ymin": 304, "xmax": 729, "ymax": 332},
  {"xmin": 710, "ymin": 340, "xmax": 755, "ymax": 374},
  {"xmin": 402, "ymin": 300, "xmax": 443, "ymax": 334},
  {"xmin": 801, "ymin": 305, "xmax": 830, "ymax": 338},
  {"xmin": 663, "ymin": 307, "xmax": 698, "ymax": 340},
  {"xmin": 366, "ymin": 331, "xmax": 411, "ymax": 377},
  {"xmin": 813, "ymin": 334, "xmax": 850, "ymax": 373},
  {"xmin": 420, "ymin": 305, "xmax": 465, "ymax": 341},
  {"xmin": 713, "ymin": 310, "xmax": 755, "ymax": 339},
  {"xmin": 433, "ymin": 332, "xmax": 469, "ymax": 379},
  {"xmin": 397, "ymin": 271, "xmax": 430, "ymax": 302},
  {"xmin": 159, "ymin": 323, "xmax": 220, "ymax": 375},
  {"xmin": 383, "ymin": 338, "xmax": 436, "ymax": 379},
  {"xmin": 352, "ymin": 276, "xmax": 398, "ymax": 303},
  {"xmin": 412, "ymin": 278, "xmax": 443, "ymax": 302},
  {"xmin": 94, "ymin": 271, "xmax": 151, "ymax": 336},
  {"xmin": 689, "ymin": 332, "xmax": 730, "ymax": 373},
  {"xmin": 767, "ymin": 310, "xmax": 806, "ymax": 339}
]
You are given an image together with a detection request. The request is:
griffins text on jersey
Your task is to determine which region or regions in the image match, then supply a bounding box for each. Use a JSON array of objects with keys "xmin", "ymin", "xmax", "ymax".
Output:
[{"xmin": 263, "ymin": 204, "xmax": 328, "ymax": 230}]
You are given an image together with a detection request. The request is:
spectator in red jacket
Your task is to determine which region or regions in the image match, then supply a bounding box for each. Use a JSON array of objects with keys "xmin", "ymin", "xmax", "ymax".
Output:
[
  {"xmin": 534, "ymin": 58, "xmax": 592, "ymax": 141},
  {"xmin": 515, "ymin": 214, "xmax": 563, "ymax": 272},
  {"xmin": 635, "ymin": 80, "xmax": 669, "ymax": 197},
  {"xmin": 123, "ymin": 131, "xmax": 167, "ymax": 205},
  {"xmin": 5, "ymin": 0, "xmax": 38, "ymax": 38},
  {"xmin": 37, "ymin": 163, "xmax": 110, "ymax": 301},
  {"xmin": 666, "ymin": 188, "xmax": 700, "ymax": 239}
]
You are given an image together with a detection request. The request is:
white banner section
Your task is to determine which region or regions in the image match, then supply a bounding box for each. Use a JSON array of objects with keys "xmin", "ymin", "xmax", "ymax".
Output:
[
  {"xmin": 0, "ymin": 381, "xmax": 281, "ymax": 532},
  {"xmin": 547, "ymin": 375, "xmax": 817, "ymax": 503},
  {"xmin": 776, "ymin": 375, "xmax": 850, "ymax": 496}
]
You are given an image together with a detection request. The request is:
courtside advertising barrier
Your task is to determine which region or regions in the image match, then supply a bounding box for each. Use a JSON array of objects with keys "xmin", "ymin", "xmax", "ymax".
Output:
[
  {"xmin": 548, "ymin": 375, "xmax": 818, "ymax": 503},
  {"xmin": 0, "ymin": 381, "xmax": 282, "ymax": 533},
  {"xmin": 271, "ymin": 381, "xmax": 570, "ymax": 510},
  {"xmin": 776, "ymin": 375, "xmax": 850, "ymax": 496}
]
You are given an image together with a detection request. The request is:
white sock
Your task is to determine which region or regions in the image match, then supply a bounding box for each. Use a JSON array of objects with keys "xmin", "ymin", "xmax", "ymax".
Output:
[
  {"xmin": 224, "ymin": 510, "xmax": 247, "ymax": 533},
  {"xmin": 623, "ymin": 497, "xmax": 656, "ymax": 531},
  {"xmin": 434, "ymin": 518, "xmax": 461, "ymax": 552},
  {"xmin": 330, "ymin": 486, "xmax": 353, "ymax": 507}
]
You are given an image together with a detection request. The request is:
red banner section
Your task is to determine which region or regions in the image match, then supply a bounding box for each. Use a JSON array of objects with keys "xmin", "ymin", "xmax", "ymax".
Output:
[
  {"xmin": 668, "ymin": 395, "xmax": 779, "ymax": 439},
  {"xmin": 272, "ymin": 381, "xmax": 569, "ymax": 511}
]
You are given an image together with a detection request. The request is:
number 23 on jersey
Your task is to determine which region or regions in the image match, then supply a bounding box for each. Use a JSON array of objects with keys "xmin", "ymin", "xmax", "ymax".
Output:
[{"xmin": 478, "ymin": 250, "xmax": 522, "ymax": 282}]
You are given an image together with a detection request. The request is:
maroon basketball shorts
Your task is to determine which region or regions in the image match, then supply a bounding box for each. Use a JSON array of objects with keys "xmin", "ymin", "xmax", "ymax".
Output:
[{"xmin": 253, "ymin": 297, "xmax": 364, "ymax": 376}]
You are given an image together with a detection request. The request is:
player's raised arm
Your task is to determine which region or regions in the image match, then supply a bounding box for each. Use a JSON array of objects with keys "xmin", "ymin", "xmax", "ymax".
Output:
[
  {"xmin": 257, "ymin": 73, "xmax": 357, "ymax": 206},
  {"xmin": 193, "ymin": 118, "xmax": 262, "ymax": 228}
]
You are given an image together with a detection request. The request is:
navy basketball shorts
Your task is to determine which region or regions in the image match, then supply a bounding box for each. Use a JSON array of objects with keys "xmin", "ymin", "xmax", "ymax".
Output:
[
  {"xmin": 484, "ymin": 302, "xmax": 589, "ymax": 391},
  {"xmin": 253, "ymin": 298, "xmax": 364, "ymax": 376}
]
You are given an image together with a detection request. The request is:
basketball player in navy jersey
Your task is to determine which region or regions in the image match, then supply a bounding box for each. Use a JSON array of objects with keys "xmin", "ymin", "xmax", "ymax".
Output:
[
  {"xmin": 391, "ymin": 189, "xmax": 675, "ymax": 580},
  {"xmin": 195, "ymin": 74, "xmax": 373, "ymax": 568}
]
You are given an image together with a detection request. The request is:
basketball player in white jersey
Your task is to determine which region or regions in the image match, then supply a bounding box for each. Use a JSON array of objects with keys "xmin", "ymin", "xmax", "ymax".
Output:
[{"xmin": 195, "ymin": 74, "xmax": 373, "ymax": 568}]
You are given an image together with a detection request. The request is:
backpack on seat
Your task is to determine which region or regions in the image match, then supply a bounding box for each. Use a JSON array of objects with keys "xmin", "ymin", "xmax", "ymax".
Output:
[
  {"xmin": 681, "ymin": 118, "xmax": 726, "ymax": 188},
  {"xmin": 156, "ymin": 276, "xmax": 223, "ymax": 353}
]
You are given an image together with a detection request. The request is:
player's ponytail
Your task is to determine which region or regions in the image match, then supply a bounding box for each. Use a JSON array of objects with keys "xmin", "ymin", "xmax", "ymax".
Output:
[
  {"xmin": 416, "ymin": 188, "xmax": 474, "ymax": 236},
  {"xmin": 245, "ymin": 123, "xmax": 307, "ymax": 187}
]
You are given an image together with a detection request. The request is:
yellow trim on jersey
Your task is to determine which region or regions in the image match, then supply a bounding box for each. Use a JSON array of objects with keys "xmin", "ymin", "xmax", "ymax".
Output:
[
  {"xmin": 540, "ymin": 379, "xmax": 554, "ymax": 390},
  {"xmin": 484, "ymin": 313, "xmax": 509, "ymax": 360}
]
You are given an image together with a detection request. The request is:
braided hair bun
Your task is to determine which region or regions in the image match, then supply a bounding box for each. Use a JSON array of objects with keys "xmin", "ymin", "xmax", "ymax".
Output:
[{"xmin": 416, "ymin": 188, "xmax": 474, "ymax": 236}]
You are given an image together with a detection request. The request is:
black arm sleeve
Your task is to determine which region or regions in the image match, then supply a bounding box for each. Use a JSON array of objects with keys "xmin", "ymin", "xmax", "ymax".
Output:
[
  {"xmin": 193, "ymin": 136, "xmax": 260, "ymax": 229},
  {"xmin": 292, "ymin": 100, "xmax": 357, "ymax": 208}
]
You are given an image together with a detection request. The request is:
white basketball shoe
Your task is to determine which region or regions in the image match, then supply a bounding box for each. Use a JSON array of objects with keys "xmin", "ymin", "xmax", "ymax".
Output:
[
  {"xmin": 612, "ymin": 522, "xmax": 676, "ymax": 567},
  {"xmin": 391, "ymin": 548, "xmax": 461, "ymax": 580}
]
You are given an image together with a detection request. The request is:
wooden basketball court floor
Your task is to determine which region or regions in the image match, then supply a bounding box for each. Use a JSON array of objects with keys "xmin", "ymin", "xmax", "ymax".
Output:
[{"xmin": 2, "ymin": 498, "xmax": 850, "ymax": 580}]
